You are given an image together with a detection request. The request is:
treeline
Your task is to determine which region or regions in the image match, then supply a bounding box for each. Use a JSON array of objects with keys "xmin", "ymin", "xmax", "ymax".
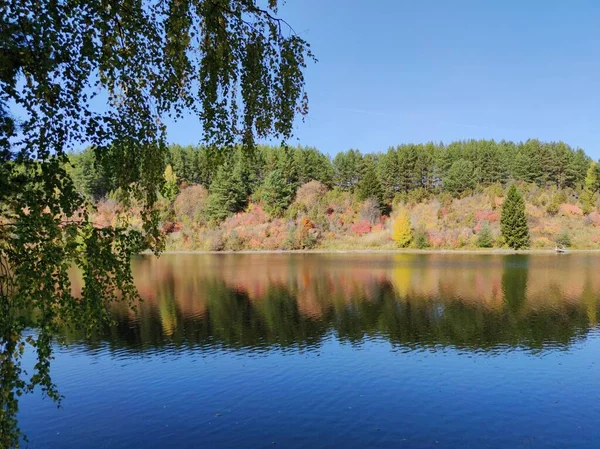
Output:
[{"xmin": 68, "ymin": 139, "xmax": 594, "ymax": 219}]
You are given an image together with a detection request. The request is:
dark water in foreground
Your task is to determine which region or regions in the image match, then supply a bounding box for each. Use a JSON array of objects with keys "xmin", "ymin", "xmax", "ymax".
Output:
[{"xmin": 19, "ymin": 254, "xmax": 600, "ymax": 448}]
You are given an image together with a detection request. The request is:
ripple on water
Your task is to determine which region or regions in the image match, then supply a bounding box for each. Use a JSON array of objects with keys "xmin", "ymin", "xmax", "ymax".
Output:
[{"xmin": 17, "ymin": 253, "xmax": 600, "ymax": 449}]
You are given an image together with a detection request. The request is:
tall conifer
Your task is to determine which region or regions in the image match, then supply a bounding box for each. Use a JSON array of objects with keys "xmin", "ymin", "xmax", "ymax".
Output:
[{"xmin": 501, "ymin": 185, "xmax": 530, "ymax": 249}]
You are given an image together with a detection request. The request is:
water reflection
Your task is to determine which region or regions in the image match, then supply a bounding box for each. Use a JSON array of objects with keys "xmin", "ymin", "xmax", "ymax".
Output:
[{"xmin": 71, "ymin": 254, "xmax": 600, "ymax": 353}]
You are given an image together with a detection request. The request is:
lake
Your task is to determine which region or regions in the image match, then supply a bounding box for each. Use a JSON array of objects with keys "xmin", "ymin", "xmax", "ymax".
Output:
[{"xmin": 18, "ymin": 253, "xmax": 600, "ymax": 448}]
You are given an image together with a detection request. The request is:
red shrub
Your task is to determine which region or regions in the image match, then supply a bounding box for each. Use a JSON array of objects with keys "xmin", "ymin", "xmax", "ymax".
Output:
[
  {"xmin": 588, "ymin": 212, "xmax": 600, "ymax": 226},
  {"xmin": 351, "ymin": 220, "xmax": 372, "ymax": 236},
  {"xmin": 162, "ymin": 221, "xmax": 180, "ymax": 234},
  {"xmin": 560, "ymin": 204, "xmax": 583, "ymax": 216},
  {"xmin": 475, "ymin": 210, "xmax": 499, "ymax": 223}
]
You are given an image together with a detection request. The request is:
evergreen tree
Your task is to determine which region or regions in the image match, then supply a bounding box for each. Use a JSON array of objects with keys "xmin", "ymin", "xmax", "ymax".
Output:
[
  {"xmin": 444, "ymin": 160, "xmax": 476, "ymax": 195},
  {"xmin": 356, "ymin": 158, "xmax": 384, "ymax": 207},
  {"xmin": 294, "ymin": 146, "xmax": 334, "ymax": 186},
  {"xmin": 478, "ymin": 142, "xmax": 506, "ymax": 185},
  {"xmin": 333, "ymin": 149, "xmax": 362, "ymax": 191},
  {"xmin": 397, "ymin": 144, "xmax": 419, "ymax": 192},
  {"xmin": 260, "ymin": 169, "xmax": 296, "ymax": 217},
  {"xmin": 279, "ymin": 146, "xmax": 300, "ymax": 189},
  {"xmin": 416, "ymin": 143, "xmax": 437, "ymax": 191},
  {"xmin": 168, "ymin": 145, "xmax": 190, "ymax": 183},
  {"xmin": 501, "ymin": 184, "xmax": 530, "ymax": 249},
  {"xmin": 205, "ymin": 162, "xmax": 248, "ymax": 223},
  {"xmin": 66, "ymin": 147, "xmax": 114, "ymax": 201},
  {"xmin": 377, "ymin": 148, "xmax": 400, "ymax": 203},
  {"xmin": 189, "ymin": 149, "xmax": 202, "ymax": 184}
]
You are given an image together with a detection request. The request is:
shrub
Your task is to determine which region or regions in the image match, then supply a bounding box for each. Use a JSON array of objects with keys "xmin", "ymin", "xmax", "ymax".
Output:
[
  {"xmin": 546, "ymin": 198, "xmax": 560, "ymax": 216},
  {"xmin": 475, "ymin": 210, "xmax": 499, "ymax": 223},
  {"xmin": 296, "ymin": 216, "xmax": 318, "ymax": 249},
  {"xmin": 174, "ymin": 185, "xmax": 208, "ymax": 224},
  {"xmin": 559, "ymin": 203, "xmax": 583, "ymax": 216},
  {"xmin": 406, "ymin": 187, "xmax": 429, "ymax": 205},
  {"xmin": 294, "ymin": 180, "xmax": 329, "ymax": 210},
  {"xmin": 359, "ymin": 198, "xmax": 381, "ymax": 225},
  {"xmin": 580, "ymin": 190, "xmax": 596, "ymax": 215},
  {"xmin": 413, "ymin": 227, "xmax": 430, "ymax": 249},
  {"xmin": 351, "ymin": 220, "xmax": 372, "ymax": 236},
  {"xmin": 588, "ymin": 212, "xmax": 600, "ymax": 226},
  {"xmin": 224, "ymin": 230, "xmax": 244, "ymax": 251},
  {"xmin": 439, "ymin": 192, "xmax": 453, "ymax": 208},
  {"xmin": 205, "ymin": 229, "xmax": 224, "ymax": 251},
  {"xmin": 556, "ymin": 230, "xmax": 572, "ymax": 248},
  {"xmin": 476, "ymin": 224, "xmax": 494, "ymax": 248},
  {"xmin": 486, "ymin": 183, "xmax": 504, "ymax": 199},
  {"xmin": 534, "ymin": 237, "xmax": 552, "ymax": 248}
]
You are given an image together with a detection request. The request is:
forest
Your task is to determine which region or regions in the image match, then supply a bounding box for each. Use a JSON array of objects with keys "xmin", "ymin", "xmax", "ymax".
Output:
[{"xmin": 67, "ymin": 139, "xmax": 600, "ymax": 251}]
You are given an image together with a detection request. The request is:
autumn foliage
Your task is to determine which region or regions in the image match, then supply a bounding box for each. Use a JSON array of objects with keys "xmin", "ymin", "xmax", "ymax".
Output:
[{"xmin": 392, "ymin": 210, "xmax": 412, "ymax": 248}]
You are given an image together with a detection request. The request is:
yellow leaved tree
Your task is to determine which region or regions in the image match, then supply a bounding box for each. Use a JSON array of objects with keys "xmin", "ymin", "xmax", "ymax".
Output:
[{"xmin": 392, "ymin": 210, "xmax": 413, "ymax": 248}]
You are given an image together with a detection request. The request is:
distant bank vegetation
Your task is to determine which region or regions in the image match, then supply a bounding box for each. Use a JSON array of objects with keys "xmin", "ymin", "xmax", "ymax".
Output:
[{"xmin": 67, "ymin": 139, "xmax": 600, "ymax": 250}]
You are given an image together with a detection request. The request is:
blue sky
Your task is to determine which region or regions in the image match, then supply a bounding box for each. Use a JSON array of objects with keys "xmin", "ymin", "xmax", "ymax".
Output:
[{"xmin": 167, "ymin": 0, "xmax": 600, "ymax": 158}]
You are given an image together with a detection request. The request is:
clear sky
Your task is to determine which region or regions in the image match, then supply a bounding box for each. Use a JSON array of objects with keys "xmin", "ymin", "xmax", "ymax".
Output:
[{"xmin": 167, "ymin": 0, "xmax": 600, "ymax": 158}]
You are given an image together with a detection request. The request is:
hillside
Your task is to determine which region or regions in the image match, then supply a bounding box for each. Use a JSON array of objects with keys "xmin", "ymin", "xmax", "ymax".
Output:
[{"xmin": 68, "ymin": 139, "xmax": 600, "ymax": 250}]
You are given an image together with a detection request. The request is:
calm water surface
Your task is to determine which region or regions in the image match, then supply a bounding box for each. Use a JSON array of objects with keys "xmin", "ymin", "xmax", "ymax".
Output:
[{"xmin": 19, "ymin": 254, "xmax": 600, "ymax": 448}]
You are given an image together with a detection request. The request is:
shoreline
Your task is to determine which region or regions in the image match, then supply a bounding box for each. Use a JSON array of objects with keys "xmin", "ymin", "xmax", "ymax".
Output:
[{"xmin": 147, "ymin": 248, "xmax": 600, "ymax": 255}]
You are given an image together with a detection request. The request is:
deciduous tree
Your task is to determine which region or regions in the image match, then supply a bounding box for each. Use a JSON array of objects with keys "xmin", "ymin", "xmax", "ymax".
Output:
[
  {"xmin": 392, "ymin": 210, "xmax": 412, "ymax": 248},
  {"xmin": 0, "ymin": 1, "xmax": 312, "ymax": 444}
]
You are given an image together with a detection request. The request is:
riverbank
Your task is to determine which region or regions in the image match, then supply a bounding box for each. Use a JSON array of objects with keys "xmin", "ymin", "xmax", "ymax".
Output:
[{"xmin": 153, "ymin": 248, "xmax": 600, "ymax": 255}]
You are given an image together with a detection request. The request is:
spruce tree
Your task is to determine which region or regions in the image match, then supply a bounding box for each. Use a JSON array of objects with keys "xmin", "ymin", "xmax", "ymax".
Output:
[
  {"xmin": 260, "ymin": 169, "xmax": 295, "ymax": 217},
  {"xmin": 356, "ymin": 159, "xmax": 384, "ymax": 207},
  {"xmin": 205, "ymin": 162, "xmax": 248, "ymax": 223},
  {"xmin": 501, "ymin": 184, "xmax": 530, "ymax": 249}
]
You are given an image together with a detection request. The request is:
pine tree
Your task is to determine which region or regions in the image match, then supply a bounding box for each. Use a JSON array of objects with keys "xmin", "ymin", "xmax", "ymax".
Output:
[
  {"xmin": 356, "ymin": 159, "xmax": 384, "ymax": 206},
  {"xmin": 392, "ymin": 210, "xmax": 412, "ymax": 248},
  {"xmin": 332, "ymin": 149, "xmax": 362, "ymax": 191},
  {"xmin": 501, "ymin": 184, "xmax": 530, "ymax": 249},
  {"xmin": 260, "ymin": 169, "xmax": 295, "ymax": 217},
  {"xmin": 205, "ymin": 162, "xmax": 248, "ymax": 223},
  {"xmin": 378, "ymin": 148, "xmax": 400, "ymax": 203},
  {"xmin": 397, "ymin": 144, "xmax": 419, "ymax": 192},
  {"xmin": 444, "ymin": 159, "xmax": 476, "ymax": 195}
]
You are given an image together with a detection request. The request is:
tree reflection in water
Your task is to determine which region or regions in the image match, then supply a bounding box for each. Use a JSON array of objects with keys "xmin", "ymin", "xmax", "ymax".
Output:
[{"xmin": 67, "ymin": 254, "xmax": 600, "ymax": 353}]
